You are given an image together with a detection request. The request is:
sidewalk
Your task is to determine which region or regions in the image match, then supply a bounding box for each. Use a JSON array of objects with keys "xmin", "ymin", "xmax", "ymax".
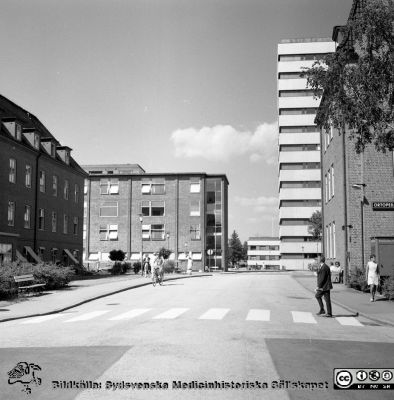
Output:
[
  {"xmin": 0, "ymin": 273, "xmax": 211, "ymax": 323},
  {"xmin": 292, "ymin": 272, "xmax": 394, "ymax": 326}
]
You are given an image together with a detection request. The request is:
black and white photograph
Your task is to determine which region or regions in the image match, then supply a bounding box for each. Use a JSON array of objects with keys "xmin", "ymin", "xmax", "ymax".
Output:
[{"xmin": 1, "ymin": 0, "xmax": 394, "ymax": 399}]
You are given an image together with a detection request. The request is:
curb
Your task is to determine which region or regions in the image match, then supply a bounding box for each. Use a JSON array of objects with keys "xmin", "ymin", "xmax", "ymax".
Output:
[
  {"xmin": 293, "ymin": 276, "xmax": 394, "ymax": 327},
  {"xmin": 0, "ymin": 274, "xmax": 211, "ymax": 324}
]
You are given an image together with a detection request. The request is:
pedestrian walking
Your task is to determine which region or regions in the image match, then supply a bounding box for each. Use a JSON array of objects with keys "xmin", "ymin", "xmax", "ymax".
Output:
[
  {"xmin": 366, "ymin": 254, "xmax": 380, "ymax": 302},
  {"xmin": 315, "ymin": 256, "xmax": 333, "ymax": 317},
  {"xmin": 335, "ymin": 261, "xmax": 344, "ymax": 283},
  {"xmin": 142, "ymin": 254, "xmax": 150, "ymax": 278}
]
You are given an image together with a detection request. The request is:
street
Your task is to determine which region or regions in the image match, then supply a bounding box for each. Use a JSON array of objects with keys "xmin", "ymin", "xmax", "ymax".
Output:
[{"xmin": 1, "ymin": 273, "xmax": 394, "ymax": 400}]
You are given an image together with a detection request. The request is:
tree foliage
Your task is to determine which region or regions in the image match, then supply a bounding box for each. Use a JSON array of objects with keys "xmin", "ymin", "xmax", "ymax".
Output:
[
  {"xmin": 109, "ymin": 249, "xmax": 126, "ymax": 262},
  {"xmin": 308, "ymin": 210, "xmax": 322, "ymax": 241},
  {"xmin": 228, "ymin": 230, "xmax": 244, "ymax": 266},
  {"xmin": 158, "ymin": 247, "xmax": 172, "ymax": 260},
  {"xmin": 242, "ymin": 241, "xmax": 248, "ymax": 262},
  {"xmin": 303, "ymin": 0, "xmax": 394, "ymax": 152}
]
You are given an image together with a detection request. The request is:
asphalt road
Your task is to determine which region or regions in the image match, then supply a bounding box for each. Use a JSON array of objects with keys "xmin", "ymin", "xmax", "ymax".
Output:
[{"xmin": 1, "ymin": 273, "xmax": 394, "ymax": 400}]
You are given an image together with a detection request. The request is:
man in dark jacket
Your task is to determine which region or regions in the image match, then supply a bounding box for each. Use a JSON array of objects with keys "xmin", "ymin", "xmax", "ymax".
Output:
[{"xmin": 315, "ymin": 256, "xmax": 333, "ymax": 317}]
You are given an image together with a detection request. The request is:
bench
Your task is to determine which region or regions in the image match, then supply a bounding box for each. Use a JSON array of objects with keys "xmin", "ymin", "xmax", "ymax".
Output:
[{"xmin": 14, "ymin": 274, "xmax": 46, "ymax": 295}]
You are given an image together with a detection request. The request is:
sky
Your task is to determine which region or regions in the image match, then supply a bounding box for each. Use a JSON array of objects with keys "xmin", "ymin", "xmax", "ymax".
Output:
[{"xmin": 0, "ymin": 0, "xmax": 354, "ymax": 242}]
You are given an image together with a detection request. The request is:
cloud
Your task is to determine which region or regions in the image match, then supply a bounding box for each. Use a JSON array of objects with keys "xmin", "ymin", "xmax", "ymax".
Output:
[
  {"xmin": 234, "ymin": 195, "xmax": 278, "ymax": 213},
  {"xmin": 170, "ymin": 122, "xmax": 277, "ymax": 164}
]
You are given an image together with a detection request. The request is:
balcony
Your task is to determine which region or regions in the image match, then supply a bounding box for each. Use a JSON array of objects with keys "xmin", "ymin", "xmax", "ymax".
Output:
[
  {"xmin": 279, "ymin": 114, "xmax": 317, "ymax": 127},
  {"xmin": 278, "ymin": 41, "xmax": 336, "ymax": 55},
  {"xmin": 279, "ymin": 206, "xmax": 321, "ymax": 219},
  {"xmin": 279, "ymin": 188, "xmax": 321, "ymax": 200},
  {"xmin": 278, "ymin": 97, "xmax": 320, "ymax": 109},
  {"xmin": 280, "ymin": 241, "xmax": 321, "ymax": 254},
  {"xmin": 277, "ymin": 79, "xmax": 308, "ymax": 91},
  {"xmin": 279, "ymin": 150, "xmax": 320, "ymax": 164},
  {"xmin": 279, "ymin": 169, "xmax": 321, "ymax": 182},
  {"xmin": 279, "ymin": 132, "xmax": 320, "ymax": 145},
  {"xmin": 279, "ymin": 225, "xmax": 312, "ymax": 237}
]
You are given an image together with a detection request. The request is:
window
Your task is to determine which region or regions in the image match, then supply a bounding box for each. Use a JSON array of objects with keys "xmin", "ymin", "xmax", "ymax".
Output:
[
  {"xmin": 280, "ymin": 200, "xmax": 321, "ymax": 207},
  {"xmin": 64, "ymin": 179, "xmax": 69, "ymax": 200},
  {"xmin": 16, "ymin": 123, "xmax": 22, "ymax": 141},
  {"xmin": 280, "ymin": 181, "xmax": 321, "ymax": 189},
  {"xmin": 280, "ymin": 162, "xmax": 320, "ymax": 170},
  {"xmin": 63, "ymin": 215, "xmax": 68, "ymax": 234},
  {"xmin": 278, "ymin": 53, "xmax": 329, "ymax": 61},
  {"xmin": 64, "ymin": 151, "xmax": 70, "ymax": 165},
  {"xmin": 99, "ymin": 202, "xmax": 118, "ymax": 217},
  {"xmin": 142, "ymin": 224, "xmax": 165, "ymax": 240},
  {"xmin": 141, "ymin": 182, "xmax": 165, "ymax": 195},
  {"xmin": 83, "ymin": 224, "xmax": 86, "ymax": 240},
  {"xmin": 325, "ymin": 174, "xmax": 328, "ymax": 203},
  {"xmin": 73, "ymin": 217, "xmax": 78, "ymax": 235},
  {"xmin": 24, "ymin": 205, "xmax": 31, "ymax": 228},
  {"xmin": 38, "ymin": 208, "xmax": 45, "ymax": 230},
  {"xmin": 280, "ymin": 219, "xmax": 311, "ymax": 226},
  {"xmin": 279, "ymin": 90, "xmax": 317, "ymax": 97},
  {"xmin": 51, "ymin": 248, "xmax": 58, "ymax": 264},
  {"xmin": 327, "ymin": 169, "xmax": 331, "ymax": 200},
  {"xmin": 279, "ymin": 108, "xmax": 318, "ymax": 115},
  {"xmin": 99, "ymin": 224, "xmax": 118, "ymax": 241},
  {"xmin": 190, "ymin": 224, "xmax": 201, "ymax": 240},
  {"xmin": 33, "ymin": 133, "xmax": 40, "ymax": 149},
  {"xmin": 9, "ymin": 159, "xmax": 16, "ymax": 183},
  {"xmin": 39, "ymin": 171, "xmax": 45, "ymax": 192},
  {"xmin": 100, "ymin": 179, "xmax": 119, "ymax": 195},
  {"xmin": 84, "ymin": 180, "xmax": 88, "ymax": 194},
  {"xmin": 190, "ymin": 200, "xmax": 200, "ymax": 216},
  {"xmin": 279, "ymin": 126, "xmax": 318, "ymax": 133},
  {"xmin": 141, "ymin": 200, "xmax": 165, "ymax": 216},
  {"xmin": 74, "ymin": 184, "xmax": 79, "ymax": 203},
  {"xmin": 8, "ymin": 201, "xmax": 15, "ymax": 226},
  {"xmin": 52, "ymin": 175, "xmax": 58, "ymax": 197},
  {"xmin": 278, "ymin": 72, "xmax": 303, "ymax": 79},
  {"xmin": 190, "ymin": 181, "xmax": 200, "ymax": 193},
  {"xmin": 331, "ymin": 165, "xmax": 335, "ymax": 197},
  {"xmin": 52, "ymin": 212, "xmax": 57, "ymax": 232},
  {"xmin": 332, "ymin": 222, "xmax": 336, "ymax": 259},
  {"xmin": 24, "ymin": 165, "xmax": 32, "ymax": 188},
  {"xmin": 280, "ymin": 144, "xmax": 320, "ymax": 152}
]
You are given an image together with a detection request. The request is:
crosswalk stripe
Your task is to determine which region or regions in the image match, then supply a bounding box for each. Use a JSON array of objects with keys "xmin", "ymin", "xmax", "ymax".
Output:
[
  {"xmin": 108, "ymin": 309, "xmax": 151, "ymax": 321},
  {"xmin": 153, "ymin": 308, "xmax": 189, "ymax": 319},
  {"xmin": 335, "ymin": 317, "xmax": 364, "ymax": 326},
  {"xmin": 65, "ymin": 310, "xmax": 110, "ymax": 322},
  {"xmin": 21, "ymin": 314, "xmax": 63, "ymax": 324},
  {"xmin": 246, "ymin": 309, "xmax": 270, "ymax": 321},
  {"xmin": 291, "ymin": 311, "xmax": 317, "ymax": 324},
  {"xmin": 199, "ymin": 308, "xmax": 230, "ymax": 320}
]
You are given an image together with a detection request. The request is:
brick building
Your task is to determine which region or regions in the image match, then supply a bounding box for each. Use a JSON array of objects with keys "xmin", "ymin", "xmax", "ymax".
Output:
[
  {"xmin": 0, "ymin": 94, "xmax": 86, "ymax": 265},
  {"xmin": 321, "ymin": 0, "xmax": 394, "ymax": 280},
  {"xmin": 83, "ymin": 164, "xmax": 229, "ymax": 271}
]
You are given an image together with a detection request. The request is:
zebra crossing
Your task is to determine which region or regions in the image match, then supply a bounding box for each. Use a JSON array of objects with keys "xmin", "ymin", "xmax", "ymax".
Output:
[{"xmin": 17, "ymin": 307, "xmax": 365, "ymax": 327}]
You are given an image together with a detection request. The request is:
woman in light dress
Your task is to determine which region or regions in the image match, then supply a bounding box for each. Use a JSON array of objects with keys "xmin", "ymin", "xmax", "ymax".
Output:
[
  {"xmin": 366, "ymin": 254, "xmax": 380, "ymax": 302},
  {"xmin": 186, "ymin": 251, "xmax": 193, "ymax": 275}
]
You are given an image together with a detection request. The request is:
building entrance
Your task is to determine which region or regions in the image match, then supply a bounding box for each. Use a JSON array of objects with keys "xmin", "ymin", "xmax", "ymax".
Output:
[{"xmin": 372, "ymin": 238, "xmax": 394, "ymax": 277}]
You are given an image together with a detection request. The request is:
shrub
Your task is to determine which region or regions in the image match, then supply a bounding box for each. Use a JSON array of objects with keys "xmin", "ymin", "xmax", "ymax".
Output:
[
  {"xmin": 109, "ymin": 262, "xmax": 122, "ymax": 275},
  {"xmin": 133, "ymin": 262, "xmax": 141, "ymax": 274},
  {"xmin": 122, "ymin": 262, "xmax": 132, "ymax": 274},
  {"xmin": 349, "ymin": 268, "xmax": 368, "ymax": 292},
  {"xmin": 32, "ymin": 264, "xmax": 74, "ymax": 289},
  {"xmin": 382, "ymin": 276, "xmax": 394, "ymax": 300},
  {"xmin": 164, "ymin": 260, "xmax": 175, "ymax": 273},
  {"xmin": 0, "ymin": 262, "xmax": 35, "ymax": 299}
]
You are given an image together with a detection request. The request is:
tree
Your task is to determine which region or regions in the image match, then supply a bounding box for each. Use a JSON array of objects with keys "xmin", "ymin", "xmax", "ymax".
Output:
[
  {"xmin": 109, "ymin": 249, "xmax": 126, "ymax": 263},
  {"xmin": 228, "ymin": 230, "xmax": 244, "ymax": 267},
  {"xmin": 303, "ymin": 0, "xmax": 394, "ymax": 153},
  {"xmin": 158, "ymin": 247, "xmax": 172, "ymax": 260},
  {"xmin": 242, "ymin": 241, "xmax": 248, "ymax": 263},
  {"xmin": 308, "ymin": 210, "xmax": 322, "ymax": 241}
]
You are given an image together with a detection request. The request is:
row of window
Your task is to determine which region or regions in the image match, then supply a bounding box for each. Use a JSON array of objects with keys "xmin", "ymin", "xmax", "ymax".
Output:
[
  {"xmin": 248, "ymin": 245, "xmax": 279, "ymax": 251},
  {"xmin": 279, "ymin": 108, "xmax": 318, "ymax": 115},
  {"xmin": 8, "ymin": 159, "xmax": 79, "ymax": 202},
  {"xmin": 278, "ymin": 53, "xmax": 329, "ymax": 62},
  {"xmin": 279, "ymin": 90, "xmax": 318, "ymax": 98},
  {"xmin": 280, "ymin": 181, "xmax": 321, "ymax": 189},
  {"xmin": 324, "ymin": 165, "xmax": 335, "ymax": 203},
  {"xmin": 280, "ymin": 144, "xmax": 320, "ymax": 152},
  {"xmin": 280, "ymin": 219, "xmax": 311, "ymax": 226},
  {"xmin": 7, "ymin": 201, "xmax": 78, "ymax": 234},
  {"xmin": 91, "ymin": 179, "xmax": 202, "ymax": 196},
  {"xmin": 280, "ymin": 162, "xmax": 320, "ymax": 170},
  {"xmin": 326, "ymin": 222, "xmax": 336, "ymax": 259},
  {"xmin": 280, "ymin": 200, "xmax": 321, "ymax": 207},
  {"xmin": 279, "ymin": 126, "xmax": 319, "ymax": 134},
  {"xmin": 249, "ymin": 255, "xmax": 280, "ymax": 260},
  {"xmin": 96, "ymin": 201, "xmax": 202, "ymax": 218}
]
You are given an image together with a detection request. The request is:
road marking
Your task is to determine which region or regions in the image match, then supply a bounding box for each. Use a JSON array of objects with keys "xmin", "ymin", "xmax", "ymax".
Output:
[
  {"xmin": 152, "ymin": 308, "xmax": 189, "ymax": 319},
  {"xmin": 246, "ymin": 309, "xmax": 271, "ymax": 321},
  {"xmin": 64, "ymin": 310, "xmax": 110, "ymax": 322},
  {"xmin": 335, "ymin": 317, "xmax": 364, "ymax": 326},
  {"xmin": 21, "ymin": 314, "xmax": 63, "ymax": 324},
  {"xmin": 199, "ymin": 308, "xmax": 230, "ymax": 320},
  {"xmin": 108, "ymin": 308, "xmax": 151, "ymax": 320},
  {"xmin": 291, "ymin": 311, "xmax": 317, "ymax": 324}
]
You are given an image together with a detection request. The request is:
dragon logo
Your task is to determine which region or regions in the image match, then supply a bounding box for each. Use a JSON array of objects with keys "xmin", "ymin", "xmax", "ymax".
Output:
[{"xmin": 8, "ymin": 362, "xmax": 42, "ymax": 394}]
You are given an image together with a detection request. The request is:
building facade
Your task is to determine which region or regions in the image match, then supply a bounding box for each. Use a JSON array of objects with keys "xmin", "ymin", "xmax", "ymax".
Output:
[
  {"xmin": 83, "ymin": 165, "xmax": 229, "ymax": 271},
  {"xmin": 247, "ymin": 237, "xmax": 280, "ymax": 270},
  {"xmin": 277, "ymin": 38, "xmax": 335, "ymax": 270},
  {"xmin": 0, "ymin": 94, "xmax": 86, "ymax": 265},
  {"xmin": 321, "ymin": 0, "xmax": 394, "ymax": 280}
]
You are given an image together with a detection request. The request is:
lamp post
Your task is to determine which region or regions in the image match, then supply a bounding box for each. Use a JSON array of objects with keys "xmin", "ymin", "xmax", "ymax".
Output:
[
  {"xmin": 166, "ymin": 232, "xmax": 170, "ymax": 250},
  {"xmin": 139, "ymin": 214, "xmax": 143, "ymax": 276},
  {"xmin": 352, "ymin": 183, "xmax": 367, "ymax": 271},
  {"xmin": 301, "ymin": 245, "xmax": 305, "ymax": 270}
]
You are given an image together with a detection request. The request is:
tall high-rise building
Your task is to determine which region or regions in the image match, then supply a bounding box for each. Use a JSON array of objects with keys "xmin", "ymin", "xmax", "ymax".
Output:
[{"xmin": 277, "ymin": 38, "xmax": 335, "ymax": 270}]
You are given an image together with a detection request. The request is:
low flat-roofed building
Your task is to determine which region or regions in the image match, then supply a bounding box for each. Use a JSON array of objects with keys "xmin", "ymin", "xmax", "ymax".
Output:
[{"xmin": 247, "ymin": 237, "xmax": 281, "ymax": 270}]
